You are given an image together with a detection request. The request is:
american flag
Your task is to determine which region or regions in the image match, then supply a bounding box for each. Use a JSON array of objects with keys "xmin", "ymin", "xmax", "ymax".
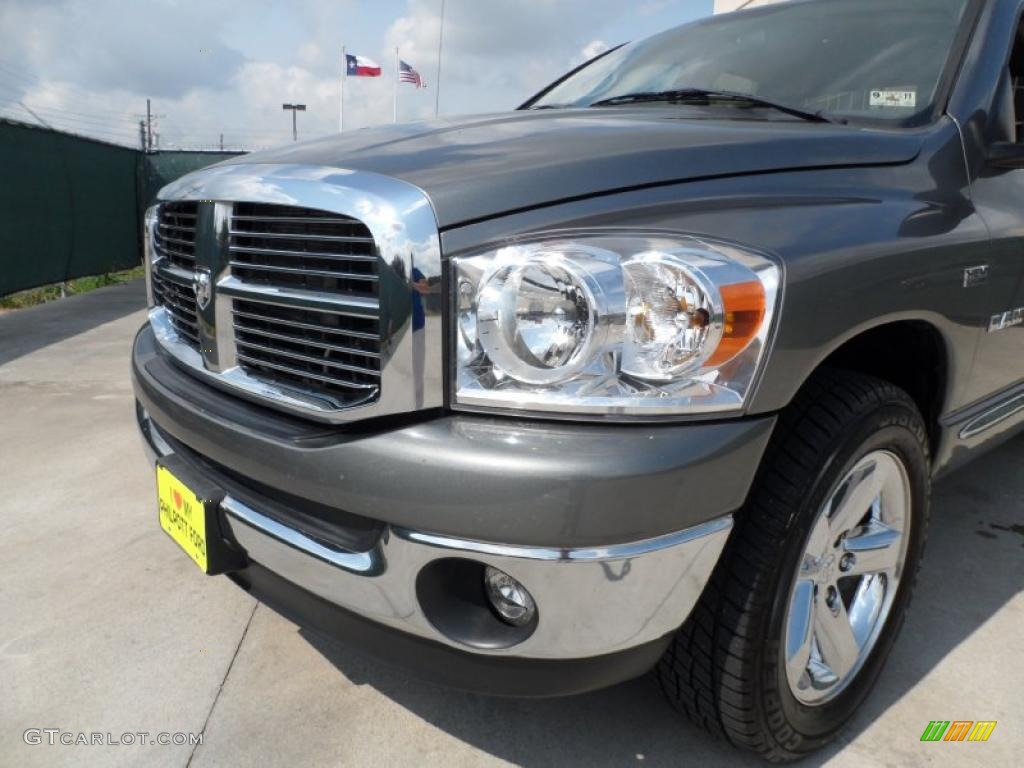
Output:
[{"xmin": 399, "ymin": 60, "xmax": 425, "ymax": 88}]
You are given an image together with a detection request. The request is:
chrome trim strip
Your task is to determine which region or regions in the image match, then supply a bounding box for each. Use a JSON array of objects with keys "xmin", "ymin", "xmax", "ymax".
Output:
[
  {"xmin": 400, "ymin": 517, "xmax": 733, "ymax": 562},
  {"xmin": 960, "ymin": 393, "xmax": 1024, "ymax": 439},
  {"xmin": 217, "ymin": 276, "xmax": 380, "ymax": 317},
  {"xmin": 229, "ymin": 244, "xmax": 378, "ymax": 263},
  {"xmin": 222, "ymin": 497, "xmax": 381, "ymax": 576},
  {"xmin": 227, "ymin": 261, "xmax": 380, "ymax": 282},
  {"xmin": 153, "ymin": 163, "xmax": 444, "ymax": 423}
]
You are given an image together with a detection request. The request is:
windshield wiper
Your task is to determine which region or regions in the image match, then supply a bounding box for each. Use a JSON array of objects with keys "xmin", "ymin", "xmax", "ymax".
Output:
[{"xmin": 589, "ymin": 88, "xmax": 839, "ymax": 124}]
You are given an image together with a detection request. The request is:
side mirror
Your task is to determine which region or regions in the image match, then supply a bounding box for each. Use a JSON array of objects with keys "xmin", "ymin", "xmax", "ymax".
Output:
[{"xmin": 988, "ymin": 141, "xmax": 1024, "ymax": 169}]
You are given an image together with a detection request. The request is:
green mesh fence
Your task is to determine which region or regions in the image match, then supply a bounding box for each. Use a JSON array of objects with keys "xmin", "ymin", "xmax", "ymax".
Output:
[{"xmin": 0, "ymin": 118, "xmax": 242, "ymax": 296}]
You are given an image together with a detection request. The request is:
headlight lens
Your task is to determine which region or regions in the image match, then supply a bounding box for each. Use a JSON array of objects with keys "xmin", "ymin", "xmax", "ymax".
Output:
[{"xmin": 454, "ymin": 234, "xmax": 779, "ymax": 417}]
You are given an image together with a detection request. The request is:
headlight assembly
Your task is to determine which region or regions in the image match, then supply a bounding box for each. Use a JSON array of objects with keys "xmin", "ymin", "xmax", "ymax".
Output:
[{"xmin": 453, "ymin": 234, "xmax": 780, "ymax": 417}]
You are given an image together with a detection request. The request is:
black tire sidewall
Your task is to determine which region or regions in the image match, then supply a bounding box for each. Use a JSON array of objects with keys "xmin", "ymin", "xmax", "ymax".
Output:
[{"xmin": 761, "ymin": 401, "xmax": 930, "ymax": 749}]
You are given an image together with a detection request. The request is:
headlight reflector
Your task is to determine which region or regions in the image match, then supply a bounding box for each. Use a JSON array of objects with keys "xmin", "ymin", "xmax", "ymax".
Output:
[
  {"xmin": 454, "ymin": 234, "xmax": 779, "ymax": 417},
  {"xmin": 477, "ymin": 255, "xmax": 601, "ymax": 385},
  {"xmin": 622, "ymin": 256, "xmax": 723, "ymax": 381}
]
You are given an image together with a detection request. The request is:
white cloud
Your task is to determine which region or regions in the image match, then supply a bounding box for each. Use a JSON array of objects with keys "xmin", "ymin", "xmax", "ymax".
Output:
[
  {"xmin": 575, "ymin": 40, "xmax": 611, "ymax": 66},
  {"xmin": 0, "ymin": 0, "xmax": 712, "ymax": 149}
]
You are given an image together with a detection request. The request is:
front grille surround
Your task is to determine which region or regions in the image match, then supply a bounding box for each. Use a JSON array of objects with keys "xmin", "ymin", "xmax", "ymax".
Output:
[{"xmin": 146, "ymin": 164, "xmax": 443, "ymax": 424}]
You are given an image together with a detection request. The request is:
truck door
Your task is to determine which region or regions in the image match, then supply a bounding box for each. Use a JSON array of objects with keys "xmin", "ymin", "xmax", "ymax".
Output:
[{"xmin": 962, "ymin": 20, "xmax": 1024, "ymax": 407}]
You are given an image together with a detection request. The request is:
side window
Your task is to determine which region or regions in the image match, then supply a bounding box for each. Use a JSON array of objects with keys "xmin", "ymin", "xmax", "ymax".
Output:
[
  {"xmin": 993, "ymin": 23, "xmax": 1024, "ymax": 144},
  {"xmin": 1010, "ymin": 25, "xmax": 1024, "ymax": 143}
]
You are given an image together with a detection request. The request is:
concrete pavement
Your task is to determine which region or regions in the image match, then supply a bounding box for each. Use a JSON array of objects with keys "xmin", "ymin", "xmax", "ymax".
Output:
[{"xmin": 1, "ymin": 279, "xmax": 1021, "ymax": 767}]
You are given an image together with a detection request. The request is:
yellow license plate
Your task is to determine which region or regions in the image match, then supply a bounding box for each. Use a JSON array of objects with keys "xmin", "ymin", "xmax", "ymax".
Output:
[{"xmin": 157, "ymin": 464, "xmax": 209, "ymax": 572}]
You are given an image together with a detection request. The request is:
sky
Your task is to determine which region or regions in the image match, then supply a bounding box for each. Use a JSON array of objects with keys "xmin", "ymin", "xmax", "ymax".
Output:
[{"xmin": 0, "ymin": 0, "xmax": 713, "ymax": 151}]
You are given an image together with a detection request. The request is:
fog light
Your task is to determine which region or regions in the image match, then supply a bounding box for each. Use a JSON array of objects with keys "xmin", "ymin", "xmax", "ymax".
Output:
[{"xmin": 483, "ymin": 566, "xmax": 536, "ymax": 627}]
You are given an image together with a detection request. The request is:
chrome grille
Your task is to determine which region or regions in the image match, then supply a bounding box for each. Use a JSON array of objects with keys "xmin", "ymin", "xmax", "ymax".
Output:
[
  {"xmin": 229, "ymin": 203, "xmax": 378, "ymax": 298},
  {"xmin": 154, "ymin": 202, "xmax": 198, "ymax": 270},
  {"xmin": 228, "ymin": 204, "xmax": 382, "ymax": 402},
  {"xmin": 152, "ymin": 202, "xmax": 200, "ymax": 350}
]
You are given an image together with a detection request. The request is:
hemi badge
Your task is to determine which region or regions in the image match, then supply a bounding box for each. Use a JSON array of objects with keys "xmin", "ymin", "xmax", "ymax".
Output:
[{"xmin": 963, "ymin": 265, "xmax": 989, "ymax": 288}]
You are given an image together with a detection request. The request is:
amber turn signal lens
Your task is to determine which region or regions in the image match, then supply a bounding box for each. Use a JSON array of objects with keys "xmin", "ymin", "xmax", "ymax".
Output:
[{"xmin": 705, "ymin": 280, "xmax": 766, "ymax": 367}]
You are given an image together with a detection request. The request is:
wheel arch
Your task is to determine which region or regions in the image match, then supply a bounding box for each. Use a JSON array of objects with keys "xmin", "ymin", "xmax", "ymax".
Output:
[{"xmin": 786, "ymin": 317, "xmax": 952, "ymax": 458}]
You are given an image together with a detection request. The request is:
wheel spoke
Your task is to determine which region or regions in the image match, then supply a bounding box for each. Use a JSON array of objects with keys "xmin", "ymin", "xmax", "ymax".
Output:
[
  {"xmin": 804, "ymin": 510, "xmax": 832, "ymax": 563},
  {"xmin": 813, "ymin": 590, "xmax": 860, "ymax": 680},
  {"xmin": 785, "ymin": 579, "xmax": 816, "ymax": 691},
  {"xmin": 829, "ymin": 458, "xmax": 885, "ymax": 536},
  {"xmin": 843, "ymin": 521, "xmax": 902, "ymax": 575}
]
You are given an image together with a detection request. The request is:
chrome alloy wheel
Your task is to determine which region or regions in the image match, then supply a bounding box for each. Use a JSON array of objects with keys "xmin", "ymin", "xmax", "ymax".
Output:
[{"xmin": 783, "ymin": 450, "xmax": 912, "ymax": 705}]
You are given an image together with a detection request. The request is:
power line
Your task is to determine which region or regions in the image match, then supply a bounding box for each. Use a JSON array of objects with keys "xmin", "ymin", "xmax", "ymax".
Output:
[{"xmin": 0, "ymin": 98, "xmax": 136, "ymax": 130}]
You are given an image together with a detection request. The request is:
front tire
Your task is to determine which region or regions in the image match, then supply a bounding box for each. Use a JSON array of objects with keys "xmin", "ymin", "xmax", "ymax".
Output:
[{"xmin": 657, "ymin": 370, "xmax": 930, "ymax": 761}]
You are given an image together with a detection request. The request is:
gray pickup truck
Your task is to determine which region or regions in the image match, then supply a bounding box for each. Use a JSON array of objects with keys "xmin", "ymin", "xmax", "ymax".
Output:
[{"xmin": 132, "ymin": 0, "xmax": 1022, "ymax": 760}]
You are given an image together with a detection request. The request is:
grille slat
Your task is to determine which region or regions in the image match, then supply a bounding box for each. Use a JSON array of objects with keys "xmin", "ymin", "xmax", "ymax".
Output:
[
  {"xmin": 229, "ymin": 229, "xmax": 375, "ymax": 244},
  {"xmin": 232, "ymin": 215, "xmax": 364, "ymax": 225},
  {"xmin": 229, "ymin": 244, "xmax": 376, "ymax": 263},
  {"xmin": 227, "ymin": 203, "xmax": 382, "ymax": 406},
  {"xmin": 232, "ymin": 308, "xmax": 380, "ymax": 341},
  {"xmin": 236, "ymin": 354, "xmax": 378, "ymax": 392},
  {"xmin": 236, "ymin": 339, "xmax": 380, "ymax": 378},
  {"xmin": 228, "ymin": 260, "xmax": 379, "ymax": 283},
  {"xmin": 233, "ymin": 324, "xmax": 380, "ymax": 360}
]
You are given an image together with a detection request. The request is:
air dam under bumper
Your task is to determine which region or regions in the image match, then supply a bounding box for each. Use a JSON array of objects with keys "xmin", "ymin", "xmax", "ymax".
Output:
[{"xmin": 133, "ymin": 323, "xmax": 776, "ymax": 694}]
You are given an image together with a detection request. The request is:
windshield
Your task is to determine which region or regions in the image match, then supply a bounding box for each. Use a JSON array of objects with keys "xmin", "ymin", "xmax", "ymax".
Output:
[{"xmin": 532, "ymin": 0, "xmax": 973, "ymax": 125}]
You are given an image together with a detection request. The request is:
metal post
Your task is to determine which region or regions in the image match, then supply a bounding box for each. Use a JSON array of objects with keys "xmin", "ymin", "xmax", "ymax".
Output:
[
  {"xmin": 340, "ymin": 45, "xmax": 347, "ymax": 132},
  {"xmin": 394, "ymin": 47, "xmax": 400, "ymax": 124},
  {"xmin": 282, "ymin": 104, "xmax": 307, "ymax": 142},
  {"xmin": 146, "ymin": 98, "xmax": 152, "ymax": 152},
  {"xmin": 219, "ymin": 133, "xmax": 224, "ymax": 151},
  {"xmin": 435, "ymin": 0, "xmax": 445, "ymax": 117},
  {"xmin": 139, "ymin": 120, "xmax": 146, "ymax": 150}
]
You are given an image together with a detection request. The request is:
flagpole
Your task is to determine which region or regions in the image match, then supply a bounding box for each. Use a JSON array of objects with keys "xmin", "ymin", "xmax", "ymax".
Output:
[
  {"xmin": 435, "ymin": 0, "xmax": 445, "ymax": 117},
  {"xmin": 339, "ymin": 45, "xmax": 346, "ymax": 132},
  {"xmin": 393, "ymin": 47, "xmax": 399, "ymax": 124}
]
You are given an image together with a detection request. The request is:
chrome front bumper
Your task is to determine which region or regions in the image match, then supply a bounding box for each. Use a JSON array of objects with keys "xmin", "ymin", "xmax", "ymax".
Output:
[{"xmin": 140, "ymin": 409, "xmax": 731, "ymax": 661}]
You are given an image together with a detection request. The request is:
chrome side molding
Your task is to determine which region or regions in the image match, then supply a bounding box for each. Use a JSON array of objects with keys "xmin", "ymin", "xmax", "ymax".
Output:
[{"xmin": 959, "ymin": 392, "xmax": 1024, "ymax": 439}]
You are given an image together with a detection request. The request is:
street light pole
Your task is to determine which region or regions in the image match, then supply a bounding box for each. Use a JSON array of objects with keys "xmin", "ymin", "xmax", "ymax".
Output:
[{"xmin": 282, "ymin": 103, "xmax": 307, "ymax": 141}]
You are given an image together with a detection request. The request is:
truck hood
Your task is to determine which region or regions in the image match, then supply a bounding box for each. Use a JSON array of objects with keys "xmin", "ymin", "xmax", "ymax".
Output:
[{"xmin": 223, "ymin": 109, "xmax": 925, "ymax": 229}]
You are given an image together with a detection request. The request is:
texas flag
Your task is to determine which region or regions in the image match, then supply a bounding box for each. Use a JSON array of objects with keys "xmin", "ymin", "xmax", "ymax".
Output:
[{"xmin": 345, "ymin": 53, "xmax": 382, "ymax": 77}]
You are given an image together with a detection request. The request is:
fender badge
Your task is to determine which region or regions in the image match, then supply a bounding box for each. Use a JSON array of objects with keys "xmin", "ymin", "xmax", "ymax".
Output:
[
  {"xmin": 963, "ymin": 265, "xmax": 989, "ymax": 288},
  {"xmin": 989, "ymin": 307, "xmax": 1024, "ymax": 332}
]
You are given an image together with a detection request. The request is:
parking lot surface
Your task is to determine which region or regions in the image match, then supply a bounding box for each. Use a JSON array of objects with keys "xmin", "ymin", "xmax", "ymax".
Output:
[{"xmin": 1, "ymin": 280, "xmax": 1021, "ymax": 767}]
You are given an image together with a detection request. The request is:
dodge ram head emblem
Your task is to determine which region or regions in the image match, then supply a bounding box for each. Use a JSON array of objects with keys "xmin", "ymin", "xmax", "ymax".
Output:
[{"xmin": 193, "ymin": 269, "xmax": 212, "ymax": 310}]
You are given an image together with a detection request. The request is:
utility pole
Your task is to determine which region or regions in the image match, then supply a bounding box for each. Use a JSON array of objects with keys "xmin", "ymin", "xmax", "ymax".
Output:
[
  {"xmin": 282, "ymin": 103, "xmax": 306, "ymax": 141},
  {"xmin": 140, "ymin": 120, "xmax": 146, "ymax": 150},
  {"xmin": 146, "ymin": 98, "xmax": 152, "ymax": 152}
]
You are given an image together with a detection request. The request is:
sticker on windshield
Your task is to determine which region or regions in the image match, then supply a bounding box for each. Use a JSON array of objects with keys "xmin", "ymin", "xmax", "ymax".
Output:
[{"xmin": 869, "ymin": 89, "xmax": 917, "ymax": 108}]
